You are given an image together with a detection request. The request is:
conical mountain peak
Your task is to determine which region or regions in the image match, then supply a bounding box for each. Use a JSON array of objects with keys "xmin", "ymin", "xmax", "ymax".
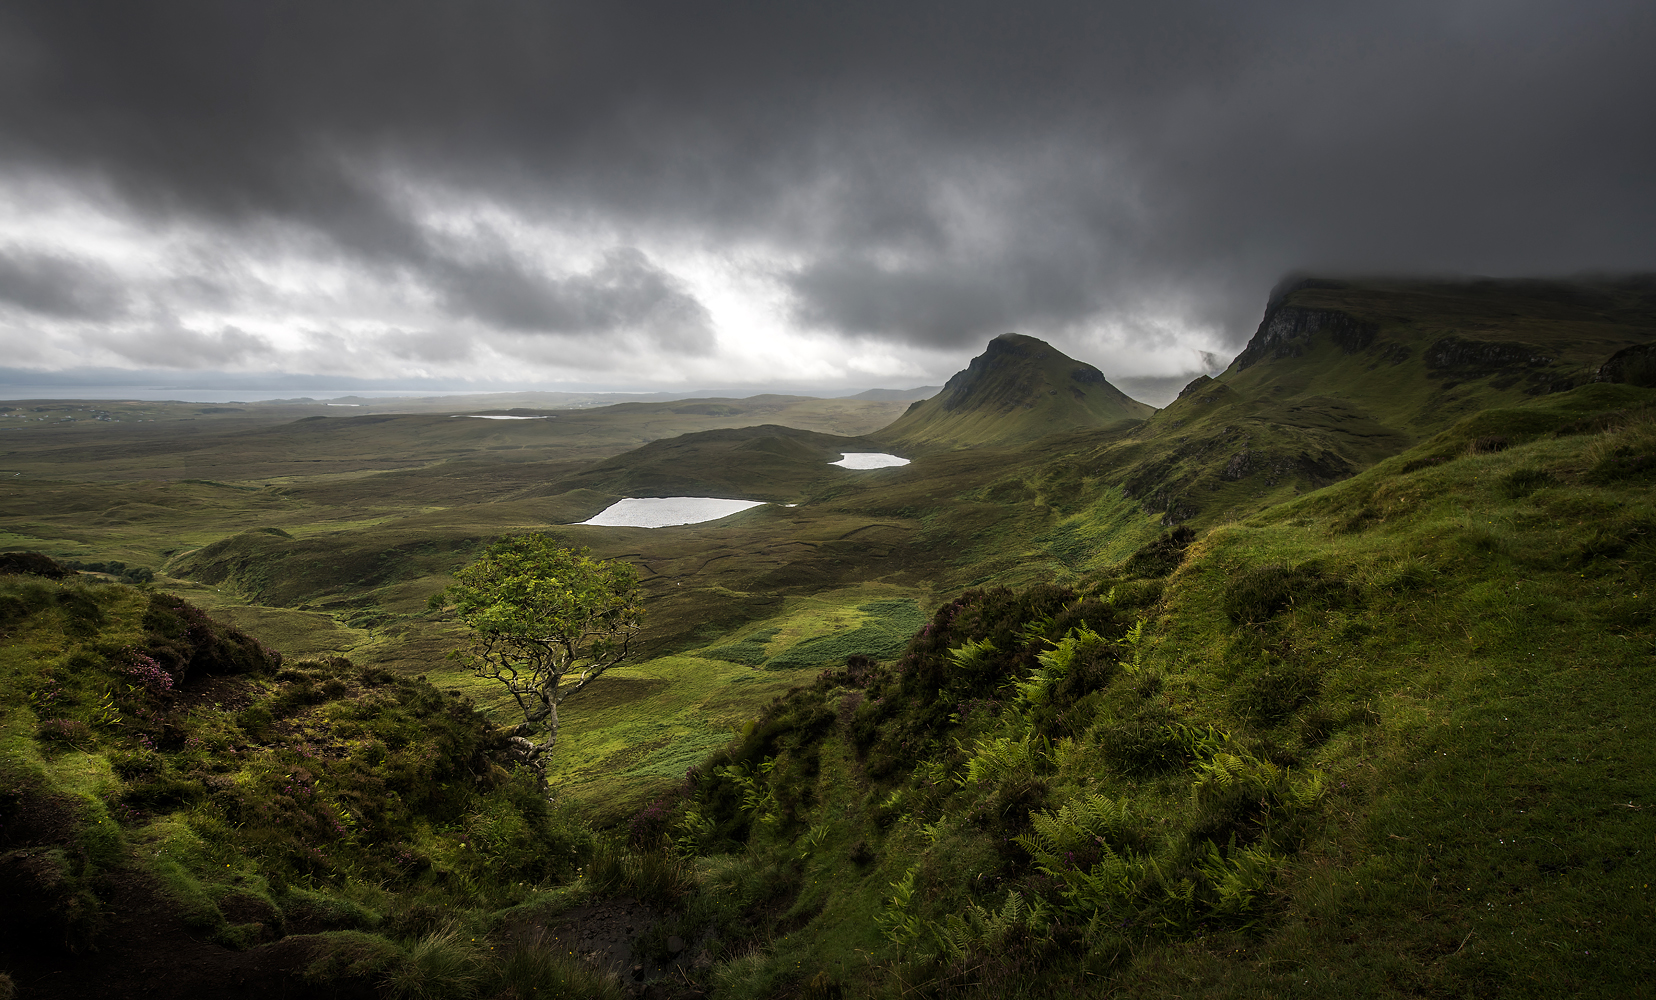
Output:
[{"xmin": 875, "ymin": 334, "xmax": 1153, "ymax": 449}]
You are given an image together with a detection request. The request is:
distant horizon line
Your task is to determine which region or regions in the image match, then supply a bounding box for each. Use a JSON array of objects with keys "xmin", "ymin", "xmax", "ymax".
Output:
[{"xmin": 0, "ymin": 378, "xmax": 1195, "ymax": 406}]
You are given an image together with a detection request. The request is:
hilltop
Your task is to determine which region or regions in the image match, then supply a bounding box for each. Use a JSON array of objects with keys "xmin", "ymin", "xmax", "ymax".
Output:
[{"xmin": 874, "ymin": 333, "xmax": 1153, "ymax": 450}]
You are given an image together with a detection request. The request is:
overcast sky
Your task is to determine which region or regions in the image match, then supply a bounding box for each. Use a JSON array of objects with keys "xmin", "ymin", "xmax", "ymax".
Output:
[{"xmin": 0, "ymin": 0, "xmax": 1652, "ymax": 396}]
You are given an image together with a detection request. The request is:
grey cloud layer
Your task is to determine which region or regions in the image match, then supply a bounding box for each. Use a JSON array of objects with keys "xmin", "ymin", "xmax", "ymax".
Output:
[
  {"xmin": 0, "ymin": 0, "xmax": 1652, "ymax": 369},
  {"xmin": 0, "ymin": 248, "xmax": 128, "ymax": 320},
  {"xmin": 435, "ymin": 248, "xmax": 714, "ymax": 352}
]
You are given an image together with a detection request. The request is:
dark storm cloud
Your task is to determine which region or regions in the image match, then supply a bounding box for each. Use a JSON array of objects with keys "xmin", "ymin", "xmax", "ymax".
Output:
[
  {"xmin": 0, "ymin": 0, "xmax": 1652, "ymax": 357},
  {"xmin": 787, "ymin": 251, "xmax": 1102, "ymax": 349},
  {"xmin": 435, "ymin": 248, "xmax": 715, "ymax": 352},
  {"xmin": 0, "ymin": 247, "xmax": 127, "ymax": 319}
]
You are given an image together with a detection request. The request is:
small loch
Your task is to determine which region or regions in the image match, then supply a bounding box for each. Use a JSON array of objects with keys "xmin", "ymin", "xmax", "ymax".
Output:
[
  {"xmin": 830, "ymin": 452, "xmax": 909, "ymax": 469},
  {"xmin": 579, "ymin": 497, "xmax": 768, "ymax": 527}
]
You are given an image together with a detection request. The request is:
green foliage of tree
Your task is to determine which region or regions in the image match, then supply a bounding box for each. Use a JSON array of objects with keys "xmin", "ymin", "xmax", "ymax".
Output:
[{"xmin": 431, "ymin": 535, "xmax": 643, "ymax": 784}]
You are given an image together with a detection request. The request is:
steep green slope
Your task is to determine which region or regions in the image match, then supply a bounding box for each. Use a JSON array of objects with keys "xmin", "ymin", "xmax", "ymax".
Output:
[
  {"xmin": 632, "ymin": 380, "xmax": 1655, "ymax": 998},
  {"xmin": 874, "ymin": 333, "xmax": 1153, "ymax": 450},
  {"xmin": 1082, "ymin": 276, "xmax": 1656, "ymax": 528}
]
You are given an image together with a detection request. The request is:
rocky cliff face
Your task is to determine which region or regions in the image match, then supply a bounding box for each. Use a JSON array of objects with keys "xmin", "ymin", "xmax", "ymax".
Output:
[
  {"xmin": 1234, "ymin": 305, "xmax": 1378, "ymax": 369},
  {"xmin": 1594, "ymin": 342, "xmax": 1656, "ymax": 387}
]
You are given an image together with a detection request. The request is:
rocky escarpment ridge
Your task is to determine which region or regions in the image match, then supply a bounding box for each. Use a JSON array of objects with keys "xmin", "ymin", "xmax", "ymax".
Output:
[
  {"xmin": 1234, "ymin": 305, "xmax": 1379, "ymax": 369},
  {"xmin": 1423, "ymin": 335, "xmax": 1580, "ymax": 394},
  {"xmin": 1593, "ymin": 342, "xmax": 1656, "ymax": 387}
]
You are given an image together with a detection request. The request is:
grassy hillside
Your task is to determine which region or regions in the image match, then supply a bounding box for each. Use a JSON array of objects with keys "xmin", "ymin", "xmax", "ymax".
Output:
[
  {"xmin": 631, "ymin": 380, "xmax": 1655, "ymax": 998},
  {"xmin": 0, "ymin": 565, "xmax": 648, "ymax": 997},
  {"xmin": 545, "ymin": 424, "xmax": 889, "ymax": 503},
  {"xmin": 1071, "ymin": 275, "xmax": 1656, "ymax": 528},
  {"xmin": 875, "ymin": 334, "xmax": 1154, "ymax": 450}
]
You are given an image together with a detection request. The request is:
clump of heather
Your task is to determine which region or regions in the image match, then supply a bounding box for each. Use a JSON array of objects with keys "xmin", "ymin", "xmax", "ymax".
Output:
[{"xmin": 125, "ymin": 649, "xmax": 174, "ymax": 694}]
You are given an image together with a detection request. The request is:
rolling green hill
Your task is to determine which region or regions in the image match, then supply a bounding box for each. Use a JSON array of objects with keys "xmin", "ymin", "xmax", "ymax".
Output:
[
  {"xmin": 874, "ymin": 333, "xmax": 1154, "ymax": 450},
  {"xmin": 542, "ymin": 424, "xmax": 887, "ymax": 503}
]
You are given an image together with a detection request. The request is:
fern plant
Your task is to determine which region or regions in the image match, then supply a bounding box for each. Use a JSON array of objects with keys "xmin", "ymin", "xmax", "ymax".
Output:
[
  {"xmin": 718, "ymin": 759, "xmax": 781, "ymax": 829},
  {"xmin": 876, "ymin": 864, "xmax": 928, "ymax": 944},
  {"xmin": 959, "ymin": 731, "xmax": 1050, "ymax": 786},
  {"xmin": 1013, "ymin": 623, "xmax": 1108, "ymax": 711},
  {"xmin": 934, "ymin": 890, "xmax": 1052, "ymax": 961},
  {"xmin": 1120, "ymin": 619, "xmax": 1146, "ymax": 673},
  {"xmin": 1016, "ymin": 793, "xmax": 1152, "ymax": 919},
  {"xmin": 947, "ymin": 637, "xmax": 998, "ymax": 672},
  {"xmin": 1197, "ymin": 838, "xmax": 1283, "ymax": 920},
  {"xmin": 1189, "ymin": 751, "xmax": 1325, "ymax": 810}
]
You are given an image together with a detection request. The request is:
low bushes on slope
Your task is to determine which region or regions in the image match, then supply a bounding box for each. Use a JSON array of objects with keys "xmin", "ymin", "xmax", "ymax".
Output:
[
  {"xmin": 0, "ymin": 564, "xmax": 611, "ymax": 996},
  {"xmin": 632, "ymin": 384, "xmax": 1656, "ymax": 999}
]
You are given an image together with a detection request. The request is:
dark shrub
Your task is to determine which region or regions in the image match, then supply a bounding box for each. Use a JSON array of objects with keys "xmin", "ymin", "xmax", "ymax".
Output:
[
  {"xmin": 54, "ymin": 590, "xmax": 106, "ymax": 637},
  {"xmin": 1096, "ymin": 716, "xmax": 1186, "ymax": 776},
  {"xmin": 1227, "ymin": 665, "xmax": 1321, "ymax": 727},
  {"xmin": 36, "ymin": 718, "xmax": 92, "ymax": 747},
  {"xmin": 0, "ymin": 580, "xmax": 54, "ymax": 625},
  {"xmin": 1121, "ymin": 526, "xmax": 1197, "ymax": 578},
  {"xmin": 121, "ymin": 777, "xmax": 205, "ymax": 811},
  {"xmin": 0, "ymin": 552, "xmax": 71, "ymax": 579},
  {"xmin": 967, "ymin": 776, "xmax": 1048, "ymax": 834},
  {"xmin": 629, "ymin": 799, "xmax": 674, "ymax": 849},
  {"xmin": 142, "ymin": 593, "xmax": 281, "ymax": 682},
  {"xmin": 848, "ymin": 839, "xmax": 875, "ymax": 867},
  {"xmin": 1574, "ymin": 519, "xmax": 1653, "ymax": 563}
]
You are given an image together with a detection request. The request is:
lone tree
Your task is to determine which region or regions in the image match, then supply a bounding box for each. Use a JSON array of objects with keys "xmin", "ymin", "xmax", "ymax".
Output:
[{"xmin": 430, "ymin": 535, "xmax": 643, "ymax": 785}]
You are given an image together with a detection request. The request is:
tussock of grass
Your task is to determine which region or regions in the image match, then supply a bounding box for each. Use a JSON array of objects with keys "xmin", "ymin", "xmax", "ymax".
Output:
[{"xmin": 764, "ymin": 600, "xmax": 926, "ymax": 670}]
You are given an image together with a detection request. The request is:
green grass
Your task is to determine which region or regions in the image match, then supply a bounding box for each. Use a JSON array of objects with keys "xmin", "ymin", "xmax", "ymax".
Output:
[
  {"xmin": 763, "ymin": 599, "xmax": 927, "ymax": 669},
  {"xmin": 0, "ymin": 575, "xmax": 605, "ymax": 976},
  {"xmin": 630, "ymin": 383, "xmax": 1656, "ymax": 997},
  {"xmin": 540, "ymin": 654, "xmax": 803, "ymax": 824}
]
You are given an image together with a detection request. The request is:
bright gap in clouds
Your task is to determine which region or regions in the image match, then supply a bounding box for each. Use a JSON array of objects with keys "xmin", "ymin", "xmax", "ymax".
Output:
[{"xmin": 0, "ymin": 170, "xmax": 1229, "ymax": 395}]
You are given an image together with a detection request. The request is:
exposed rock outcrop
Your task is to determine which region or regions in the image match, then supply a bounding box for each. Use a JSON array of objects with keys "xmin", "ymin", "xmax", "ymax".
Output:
[
  {"xmin": 1593, "ymin": 342, "xmax": 1656, "ymax": 387},
  {"xmin": 1235, "ymin": 306, "xmax": 1379, "ymax": 370}
]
